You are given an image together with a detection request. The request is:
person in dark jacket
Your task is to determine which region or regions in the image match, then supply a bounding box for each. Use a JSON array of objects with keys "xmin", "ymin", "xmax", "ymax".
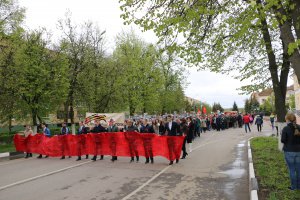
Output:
[
  {"xmin": 125, "ymin": 120, "xmax": 140, "ymax": 162},
  {"xmin": 91, "ymin": 119, "xmax": 106, "ymax": 161},
  {"xmin": 140, "ymin": 119, "xmax": 155, "ymax": 164},
  {"xmin": 254, "ymin": 115, "xmax": 263, "ymax": 132},
  {"xmin": 165, "ymin": 115, "xmax": 181, "ymax": 165},
  {"xmin": 281, "ymin": 113, "xmax": 300, "ymax": 190},
  {"xmin": 37, "ymin": 123, "xmax": 51, "ymax": 159},
  {"xmin": 76, "ymin": 121, "xmax": 89, "ymax": 161},
  {"xmin": 180, "ymin": 118, "xmax": 188, "ymax": 159},
  {"xmin": 107, "ymin": 119, "xmax": 119, "ymax": 162},
  {"xmin": 187, "ymin": 116, "xmax": 195, "ymax": 153},
  {"xmin": 60, "ymin": 122, "xmax": 71, "ymax": 160}
]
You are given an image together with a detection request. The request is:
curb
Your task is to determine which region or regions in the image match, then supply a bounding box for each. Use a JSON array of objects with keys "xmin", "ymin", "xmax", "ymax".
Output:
[
  {"xmin": 248, "ymin": 139, "xmax": 258, "ymax": 200},
  {"xmin": 0, "ymin": 152, "xmax": 24, "ymax": 161}
]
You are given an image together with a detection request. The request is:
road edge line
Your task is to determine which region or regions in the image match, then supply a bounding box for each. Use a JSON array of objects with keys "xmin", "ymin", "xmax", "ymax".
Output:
[{"xmin": 0, "ymin": 160, "xmax": 92, "ymax": 191}]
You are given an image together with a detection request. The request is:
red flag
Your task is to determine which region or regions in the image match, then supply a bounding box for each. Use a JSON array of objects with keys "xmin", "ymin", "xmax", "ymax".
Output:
[{"xmin": 202, "ymin": 106, "xmax": 207, "ymax": 114}]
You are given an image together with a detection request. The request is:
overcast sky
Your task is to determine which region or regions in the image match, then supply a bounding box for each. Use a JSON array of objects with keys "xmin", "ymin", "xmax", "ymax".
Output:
[{"xmin": 19, "ymin": 0, "xmax": 250, "ymax": 108}]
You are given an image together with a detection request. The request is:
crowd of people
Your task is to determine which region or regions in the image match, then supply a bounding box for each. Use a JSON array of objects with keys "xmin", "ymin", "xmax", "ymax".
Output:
[
  {"xmin": 19, "ymin": 111, "xmax": 300, "ymax": 190},
  {"xmin": 21, "ymin": 111, "xmax": 270, "ymax": 164}
]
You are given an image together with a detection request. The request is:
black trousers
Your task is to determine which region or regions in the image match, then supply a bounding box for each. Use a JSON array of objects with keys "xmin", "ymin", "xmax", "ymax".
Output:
[
  {"xmin": 182, "ymin": 137, "xmax": 187, "ymax": 155},
  {"xmin": 257, "ymin": 124, "xmax": 262, "ymax": 132}
]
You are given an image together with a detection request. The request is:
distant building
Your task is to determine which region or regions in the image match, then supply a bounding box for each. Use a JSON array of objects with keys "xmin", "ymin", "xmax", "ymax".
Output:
[
  {"xmin": 293, "ymin": 74, "xmax": 300, "ymax": 123},
  {"xmin": 185, "ymin": 96, "xmax": 201, "ymax": 106},
  {"xmin": 251, "ymin": 85, "xmax": 294, "ymax": 105}
]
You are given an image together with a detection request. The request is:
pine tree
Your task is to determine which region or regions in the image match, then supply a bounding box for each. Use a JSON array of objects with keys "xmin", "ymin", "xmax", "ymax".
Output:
[{"xmin": 232, "ymin": 101, "xmax": 239, "ymax": 112}]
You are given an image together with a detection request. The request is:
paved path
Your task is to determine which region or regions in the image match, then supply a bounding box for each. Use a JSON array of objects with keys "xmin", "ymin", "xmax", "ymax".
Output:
[{"xmin": 0, "ymin": 125, "xmax": 272, "ymax": 200}]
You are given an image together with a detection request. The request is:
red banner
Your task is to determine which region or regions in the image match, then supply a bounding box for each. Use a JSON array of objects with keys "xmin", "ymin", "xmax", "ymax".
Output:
[{"xmin": 14, "ymin": 132, "xmax": 184, "ymax": 161}]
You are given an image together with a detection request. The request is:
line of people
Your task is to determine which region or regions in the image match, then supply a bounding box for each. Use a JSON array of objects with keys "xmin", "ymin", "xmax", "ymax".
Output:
[{"xmin": 23, "ymin": 114, "xmax": 206, "ymax": 165}]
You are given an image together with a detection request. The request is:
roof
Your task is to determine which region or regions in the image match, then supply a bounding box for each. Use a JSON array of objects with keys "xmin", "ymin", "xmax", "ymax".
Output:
[
  {"xmin": 258, "ymin": 88, "xmax": 273, "ymax": 96},
  {"xmin": 257, "ymin": 85, "xmax": 294, "ymax": 97}
]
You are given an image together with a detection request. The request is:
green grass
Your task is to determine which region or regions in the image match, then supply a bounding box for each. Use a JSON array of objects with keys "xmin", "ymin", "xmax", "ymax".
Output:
[
  {"xmin": 251, "ymin": 137, "xmax": 300, "ymax": 200},
  {"xmin": 0, "ymin": 143, "xmax": 16, "ymax": 153}
]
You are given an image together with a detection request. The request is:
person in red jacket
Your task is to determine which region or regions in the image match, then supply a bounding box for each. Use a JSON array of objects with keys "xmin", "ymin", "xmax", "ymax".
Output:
[{"xmin": 243, "ymin": 113, "xmax": 251, "ymax": 133}]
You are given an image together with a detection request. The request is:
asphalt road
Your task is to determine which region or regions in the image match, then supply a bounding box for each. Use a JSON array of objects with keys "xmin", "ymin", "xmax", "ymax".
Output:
[{"xmin": 0, "ymin": 124, "xmax": 272, "ymax": 200}]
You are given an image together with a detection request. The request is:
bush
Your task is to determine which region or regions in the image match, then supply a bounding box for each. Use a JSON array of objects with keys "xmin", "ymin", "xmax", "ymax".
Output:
[{"xmin": 0, "ymin": 134, "xmax": 15, "ymax": 144}]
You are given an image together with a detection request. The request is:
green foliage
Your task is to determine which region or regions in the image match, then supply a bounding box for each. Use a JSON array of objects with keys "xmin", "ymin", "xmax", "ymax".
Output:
[
  {"xmin": 0, "ymin": 143, "xmax": 15, "ymax": 153},
  {"xmin": 119, "ymin": 0, "xmax": 300, "ymax": 122},
  {"xmin": 0, "ymin": 134, "xmax": 15, "ymax": 144},
  {"xmin": 251, "ymin": 137, "xmax": 300, "ymax": 199},
  {"xmin": 245, "ymin": 97, "xmax": 260, "ymax": 114},
  {"xmin": 14, "ymin": 30, "xmax": 69, "ymax": 125},
  {"xmin": 212, "ymin": 102, "xmax": 224, "ymax": 113},
  {"xmin": 244, "ymin": 99, "xmax": 251, "ymax": 114},
  {"xmin": 113, "ymin": 30, "xmax": 186, "ymax": 115},
  {"xmin": 260, "ymin": 96, "xmax": 275, "ymax": 115},
  {"xmin": 287, "ymin": 94, "xmax": 295, "ymax": 109},
  {"xmin": 0, "ymin": 0, "xmax": 25, "ymax": 34}
]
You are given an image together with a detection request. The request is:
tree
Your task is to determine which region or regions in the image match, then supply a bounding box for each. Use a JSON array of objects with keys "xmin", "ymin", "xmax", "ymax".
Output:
[
  {"xmin": 113, "ymin": 30, "xmax": 187, "ymax": 115},
  {"xmin": 259, "ymin": 96, "xmax": 275, "ymax": 116},
  {"xmin": 232, "ymin": 101, "xmax": 239, "ymax": 112},
  {"xmin": 250, "ymin": 97, "xmax": 260, "ymax": 114},
  {"xmin": 244, "ymin": 99, "xmax": 251, "ymax": 114},
  {"xmin": 212, "ymin": 102, "xmax": 224, "ymax": 113},
  {"xmin": 0, "ymin": 0, "xmax": 25, "ymax": 34},
  {"xmin": 287, "ymin": 94, "xmax": 295, "ymax": 110},
  {"xmin": 57, "ymin": 15, "xmax": 106, "ymax": 128},
  {"xmin": 0, "ymin": 0, "xmax": 25, "ymax": 131},
  {"xmin": 119, "ymin": 0, "xmax": 298, "ymax": 122},
  {"xmin": 13, "ymin": 30, "xmax": 69, "ymax": 127}
]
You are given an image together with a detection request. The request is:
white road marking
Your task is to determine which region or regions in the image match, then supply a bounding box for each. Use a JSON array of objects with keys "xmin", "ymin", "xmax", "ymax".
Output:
[
  {"xmin": 0, "ymin": 160, "xmax": 92, "ymax": 191},
  {"xmin": 121, "ymin": 138, "xmax": 222, "ymax": 200}
]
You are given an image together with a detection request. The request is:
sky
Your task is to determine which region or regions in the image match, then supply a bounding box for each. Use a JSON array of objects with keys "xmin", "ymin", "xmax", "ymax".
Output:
[{"xmin": 18, "ymin": 0, "xmax": 249, "ymax": 108}]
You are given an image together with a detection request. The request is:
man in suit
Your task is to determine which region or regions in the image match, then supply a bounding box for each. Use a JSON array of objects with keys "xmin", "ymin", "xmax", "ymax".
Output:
[
  {"xmin": 107, "ymin": 119, "xmax": 119, "ymax": 162},
  {"xmin": 91, "ymin": 119, "xmax": 107, "ymax": 161},
  {"xmin": 77, "ymin": 121, "xmax": 89, "ymax": 161},
  {"xmin": 165, "ymin": 115, "xmax": 181, "ymax": 165},
  {"xmin": 140, "ymin": 119, "xmax": 155, "ymax": 164}
]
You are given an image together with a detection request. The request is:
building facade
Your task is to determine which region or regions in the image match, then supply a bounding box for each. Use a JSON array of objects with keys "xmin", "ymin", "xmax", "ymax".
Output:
[
  {"xmin": 293, "ymin": 74, "xmax": 300, "ymax": 123},
  {"xmin": 251, "ymin": 86, "xmax": 294, "ymax": 105}
]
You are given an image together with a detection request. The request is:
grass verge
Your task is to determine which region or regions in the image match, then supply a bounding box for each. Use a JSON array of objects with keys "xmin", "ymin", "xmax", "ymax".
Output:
[
  {"xmin": 251, "ymin": 136, "xmax": 300, "ymax": 200},
  {"xmin": 0, "ymin": 143, "xmax": 16, "ymax": 153}
]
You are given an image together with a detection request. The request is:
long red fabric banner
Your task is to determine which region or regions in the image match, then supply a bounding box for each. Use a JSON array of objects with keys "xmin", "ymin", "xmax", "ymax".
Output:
[{"xmin": 14, "ymin": 132, "xmax": 185, "ymax": 161}]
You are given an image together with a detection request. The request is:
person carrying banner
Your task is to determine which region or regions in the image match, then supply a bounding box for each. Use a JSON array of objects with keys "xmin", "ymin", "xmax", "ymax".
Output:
[
  {"xmin": 24, "ymin": 125, "xmax": 33, "ymax": 158},
  {"xmin": 140, "ymin": 118, "xmax": 155, "ymax": 164},
  {"xmin": 107, "ymin": 118, "xmax": 119, "ymax": 162},
  {"xmin": 60, "ymin": 122, "xmax": 71, "ymax": 159},
  {"xmin": 76, "ymin": 121, "xmax": 89, "ymax": 161},
  {"xmin": 125, "ymin": 119, "xmax": 140, "ymax": 163},
  {"xmin": 37, "ymin": 123, "xmax": 51, "ymax": 159},
  {"xmin": 91, "ymin": 119, "xmax": 106, "ymax": 161},
  {"xmin": 165, "ymin": 115, "xmax": 180, "ymax": 165}
]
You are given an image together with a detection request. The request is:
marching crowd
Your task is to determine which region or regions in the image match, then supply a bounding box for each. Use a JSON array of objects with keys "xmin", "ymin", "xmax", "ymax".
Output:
[{"xmin": 22, "ymin": 112, "xmax": 269, "ymax": 165}]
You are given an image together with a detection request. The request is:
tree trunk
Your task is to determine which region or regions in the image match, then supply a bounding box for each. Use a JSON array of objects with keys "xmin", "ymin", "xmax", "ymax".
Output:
[
  {"xmin": 32, "ymin": 108, "xmax": 38, "ymax": 126},
  {"xmin": 274, "ymin": 3, "xmax": 300, "ymax": 82},
  {"xmin": 64, "ymin": 101, "xmax": 69, "ymax": 123},
  {"xmin": 69, "ymin": 94, "xmax": 75, "ymax": 134},
  {"xmin": 31, "ymin": 108, "xmax": 38, "ymax": 134},
  {"xmin": 256, "ymin": 0, "xmax": 288, "ymax": 122},
  {"xmin": 291, "ymin": 0, "xmax": 300, "ymax": 40}
]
